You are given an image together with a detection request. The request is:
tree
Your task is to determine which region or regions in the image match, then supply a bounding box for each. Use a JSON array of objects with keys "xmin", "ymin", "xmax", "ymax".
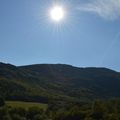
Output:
[{"xmin": 0, "ymin": 96, "xmax": 5, "ymax": 107}]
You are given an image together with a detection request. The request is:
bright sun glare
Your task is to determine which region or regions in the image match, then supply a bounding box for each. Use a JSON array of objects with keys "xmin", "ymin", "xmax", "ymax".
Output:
[{"xmin": 50, "ymin": 6, "xmax": 65, "ymax": 22}]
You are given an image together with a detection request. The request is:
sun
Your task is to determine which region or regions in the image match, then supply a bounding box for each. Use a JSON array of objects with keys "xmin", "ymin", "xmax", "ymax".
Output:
[{"xmin": 50, "ymin": 5, "xmax": 65, "ymax": 22}]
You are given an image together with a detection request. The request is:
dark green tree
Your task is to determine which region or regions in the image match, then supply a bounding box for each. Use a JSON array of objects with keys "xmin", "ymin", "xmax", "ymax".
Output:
[{"xmin": 0, "ymin": 96, "xmax": 5, "ymax": 107}]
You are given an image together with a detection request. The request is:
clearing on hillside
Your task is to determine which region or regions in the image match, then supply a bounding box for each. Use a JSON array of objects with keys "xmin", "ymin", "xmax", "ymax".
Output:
[{"xmin": 6, "ymin": 101, "xmax": 48, "ymax": 110}]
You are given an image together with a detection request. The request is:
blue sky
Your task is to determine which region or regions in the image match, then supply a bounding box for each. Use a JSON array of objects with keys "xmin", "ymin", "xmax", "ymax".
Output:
[{"xmin": 0, "ymin": 0, "xmax": 120, "ymax": 71}]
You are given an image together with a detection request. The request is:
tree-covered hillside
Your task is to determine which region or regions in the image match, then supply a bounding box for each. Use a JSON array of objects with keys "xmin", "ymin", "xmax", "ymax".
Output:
[{"xmin": 0, "ymin": 62, "xmax": 120, "ymax": 102}]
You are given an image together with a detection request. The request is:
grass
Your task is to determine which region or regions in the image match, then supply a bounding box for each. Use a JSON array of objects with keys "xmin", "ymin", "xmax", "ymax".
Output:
[{"xmin": 6, "ymin": 101, "xmax": 48, "ymax": 110}]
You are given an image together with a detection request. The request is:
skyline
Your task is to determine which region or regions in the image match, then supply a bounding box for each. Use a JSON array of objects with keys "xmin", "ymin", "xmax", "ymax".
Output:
[{"xmin": 0, "ymin": 0, "xmax": 120, "ymax": 71}]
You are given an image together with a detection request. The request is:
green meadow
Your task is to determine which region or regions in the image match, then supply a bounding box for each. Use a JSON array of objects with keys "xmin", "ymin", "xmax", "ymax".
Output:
[{"xmin": 6, "ymin": 101, "xmax": 48, "ymax": 110}]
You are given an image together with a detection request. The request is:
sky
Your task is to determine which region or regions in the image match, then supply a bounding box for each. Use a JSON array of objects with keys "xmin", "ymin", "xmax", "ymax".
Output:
[{"xmin": 0, "ymin": 0, "xmax": 120, "ymax": 71}]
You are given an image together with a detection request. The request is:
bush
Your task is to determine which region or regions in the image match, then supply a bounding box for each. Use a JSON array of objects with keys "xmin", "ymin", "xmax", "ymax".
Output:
[
  {"xmin": 27, "ymin": 107, "xmax": 44, "ymax": 120},
  {"xmin": 9, "ymin": 107, "xmax": 26, "ymax": 117},
  {"xmin": 0, "ymin": 107, "xmax": 9, "ymax": 120},
  {"xmin": 11, "ymin": 114, "xmax": 26, "ymax": 120},
  {"xmin": 2, "ymin": 115, "xmax": 11, "ymax": 120}
]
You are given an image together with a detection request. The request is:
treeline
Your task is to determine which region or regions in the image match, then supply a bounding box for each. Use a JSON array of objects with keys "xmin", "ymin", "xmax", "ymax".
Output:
[
  {"xmin": 0, "ymin": 98, "xmax": 120, "ymax": 120},
  {"xmin": 0, "ymin": 106, "xmax": 47, "ymax": 120}
]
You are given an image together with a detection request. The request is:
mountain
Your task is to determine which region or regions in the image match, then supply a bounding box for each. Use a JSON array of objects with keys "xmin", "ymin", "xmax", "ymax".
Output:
[{"xmin": 0, "ymin": 62, "xmax": 120, "ymax": 103}]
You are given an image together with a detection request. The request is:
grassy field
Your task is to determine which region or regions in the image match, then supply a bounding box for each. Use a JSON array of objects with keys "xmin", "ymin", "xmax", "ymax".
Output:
[{"xmin": 6, "ymin": 101, "xmax": 48, "ymax": 110}]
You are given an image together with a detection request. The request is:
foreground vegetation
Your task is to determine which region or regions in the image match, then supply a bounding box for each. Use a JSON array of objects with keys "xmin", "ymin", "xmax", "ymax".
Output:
[{"xmin": 0, "ymin": 98, "xmax": 120, "ymax": 120}]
